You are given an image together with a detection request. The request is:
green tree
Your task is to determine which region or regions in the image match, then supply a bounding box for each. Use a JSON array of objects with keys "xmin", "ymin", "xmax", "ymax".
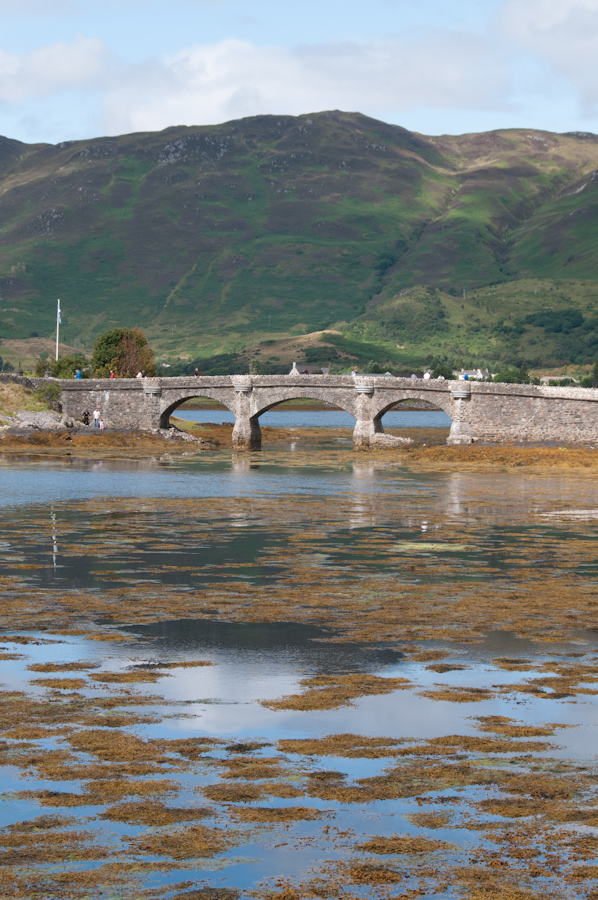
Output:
[
  {"xmin": 34, "ymin": 382, "xmax": 62, "ymax": 406},
  {"xmin": 493, "ymin": 369, "xmax": 519, "ymax": 383},
  {"xmin": 493, "ymin": 364, "xmax": 530, "ymax": 384},
  {"xmin": 248, "ymin": 359, "xmax": 264, "ymax": 374},
  {"xmin": 91, "ymin": 328, "xmax": 155, "ymax": 378},
  {"xmin": 34, "ymin": 353, "xmax": 88, "ymax": 378},
  {"xmin": 432, "ymin": 362, "xmax": 454, "ymax": 379}
]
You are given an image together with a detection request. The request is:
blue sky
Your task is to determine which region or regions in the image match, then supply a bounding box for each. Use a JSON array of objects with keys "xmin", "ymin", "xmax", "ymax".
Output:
[{"xmin": 0, "ymin": 0, "xmax": 597, "ymax": 143}]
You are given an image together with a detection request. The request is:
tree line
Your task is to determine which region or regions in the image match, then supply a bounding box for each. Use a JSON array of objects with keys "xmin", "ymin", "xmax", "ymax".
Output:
[{"xmin": 34, "ymin": 329, "xmax": 155, "ymax": 379}]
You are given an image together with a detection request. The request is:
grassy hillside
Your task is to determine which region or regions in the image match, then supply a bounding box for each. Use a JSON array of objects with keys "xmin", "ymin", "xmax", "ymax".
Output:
[
  {"xmin": 348, "ymin": 280, "xmax": 598, "ymax": 370},
  {"xmin": 0, "ymin": 380, "xmax": 52, "ymax": 416},
  {"xmin": 1, "ymin": 112, "xmax": 597, "ymax": 370}
]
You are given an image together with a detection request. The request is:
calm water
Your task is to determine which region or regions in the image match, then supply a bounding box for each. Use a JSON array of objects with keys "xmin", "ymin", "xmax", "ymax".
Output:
[
  {"xmin": 0, "ymin": 454, "xmax": 430, "ymax": 508},
  {"xmin": 176, "ymin": 408, "xmax": 452, "ymax": 428},
  {"xmin": 3, "ymin": 621, "xmax": 598, "ymax": 756},
  {"xmin": 2, "ymin": 446, "xmax": 598, "ymax": 896}
]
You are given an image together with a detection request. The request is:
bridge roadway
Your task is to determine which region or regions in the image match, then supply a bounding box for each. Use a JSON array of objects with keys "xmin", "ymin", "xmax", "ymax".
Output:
[{"xmin": 32, "ymin": 373, "xmax": 598, "ymax": 448}]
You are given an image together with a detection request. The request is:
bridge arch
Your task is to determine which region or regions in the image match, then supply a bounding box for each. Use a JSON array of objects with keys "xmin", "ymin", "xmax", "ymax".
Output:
[
  {"xmin": 242, "ymin": 388, "xmax": 359, "ymax": 451},
  {"xmin": 159, "ymin": 389, "xmax": 236, "ymax": 429},
  {"xmin": 370, "ymin": 390, "xmax": 456, "ymax": 446},
  {"xmin": 252, "ymin": 387, "xmax": 358, "ymax": 420},
  {"xmin": 371, "ymin": 389, "xmax": 455, "ymax": 423}
]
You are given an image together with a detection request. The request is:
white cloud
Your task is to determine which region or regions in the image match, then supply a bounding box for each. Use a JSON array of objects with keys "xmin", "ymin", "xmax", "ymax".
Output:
[
  {"xmin": 502, "ymin": 0, "xmax": 598, "ymax": 34},
  {"xmin": 501, "ymin": 0, "xmax": 598, "ymax": 112},
  {"xmin": 99, "ymin": 32, "xmax": 511, "ymax": 135},
  {"xmin": 5, "ymin": 5, "xmax": 595, "ymax": 143},
  {"xmin": 0, "ymin": 36, "xmax": 108, "ymax": 104}
]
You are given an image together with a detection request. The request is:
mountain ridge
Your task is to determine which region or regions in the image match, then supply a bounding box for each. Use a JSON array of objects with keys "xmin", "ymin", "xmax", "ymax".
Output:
[{"xmin": 1, "ymin": 111, "xmax": 597, "ymax": 371}]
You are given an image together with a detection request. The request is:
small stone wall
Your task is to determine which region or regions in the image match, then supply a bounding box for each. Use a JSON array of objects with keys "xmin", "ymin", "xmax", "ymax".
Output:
[{"xmin": 0, "ymin": 374, "xmax": 35, "ymax": 390}]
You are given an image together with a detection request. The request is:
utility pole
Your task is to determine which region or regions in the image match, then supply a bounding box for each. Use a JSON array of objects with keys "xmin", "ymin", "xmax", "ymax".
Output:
[{"xmin": 55, "ymin": 299, "xmax": 61, "ymax": 361}]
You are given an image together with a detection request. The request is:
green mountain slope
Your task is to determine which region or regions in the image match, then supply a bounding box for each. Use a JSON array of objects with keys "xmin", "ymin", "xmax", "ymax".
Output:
[{"xmin": 1, "ymin": 112, "xmax": 598, "ymax": 369}]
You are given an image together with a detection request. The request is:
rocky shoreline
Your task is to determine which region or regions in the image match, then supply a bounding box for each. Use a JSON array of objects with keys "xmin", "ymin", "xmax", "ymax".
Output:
[
  {"xmin": 0, "ymin": 410, "xmax": 207, "ymax": 458},
  {"xmin": 2, "ymin": 410, "xmax": 598, "ymax": 470}
]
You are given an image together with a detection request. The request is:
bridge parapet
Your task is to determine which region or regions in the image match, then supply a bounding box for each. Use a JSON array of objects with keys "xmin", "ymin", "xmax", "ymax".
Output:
[{"xmin": 21, "ymin": 374, "xmax": 598, "ymax": 449}]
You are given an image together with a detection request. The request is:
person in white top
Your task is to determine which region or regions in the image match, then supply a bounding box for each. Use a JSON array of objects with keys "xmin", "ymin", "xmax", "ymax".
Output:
[{"xmin": 93, "ymin": 408, "xmax": 100, "ymax": 428}]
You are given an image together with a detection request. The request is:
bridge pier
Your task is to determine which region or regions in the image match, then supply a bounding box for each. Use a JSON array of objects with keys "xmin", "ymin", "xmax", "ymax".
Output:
[
  {"xmin": 352, "ymin": 383, "xmax": 384, "ymax": 450},
  {"xmin": 232, "ymin": 413, "xmax": 261, "ymax": 450},
  {"xmin": 142, "ymin": 382, "xmax": 163, "ymax": 430},
  {"xmin": 231, "ymin": 381, "xmax": 261, "ymax": 450},
  {"xmin": 446, "ymin": 386, "xmax": 475, "ymax": 444},
  {"xmin": 353, "ymin": 416, "xmax": 385, "ymax": 449}
]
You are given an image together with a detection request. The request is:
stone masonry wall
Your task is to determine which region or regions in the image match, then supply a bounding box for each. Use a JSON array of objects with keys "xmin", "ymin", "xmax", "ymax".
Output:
[
  {"xmin": 458, "ymin": 383, "xmax": 598, "ymax": 444},
  {"xmin": 30, "ymin": 378, "xmax": 152, "ymax": 429},
  {"xmin": 20, "ymin": 375, "xmax": 598, "ymax": 446}
]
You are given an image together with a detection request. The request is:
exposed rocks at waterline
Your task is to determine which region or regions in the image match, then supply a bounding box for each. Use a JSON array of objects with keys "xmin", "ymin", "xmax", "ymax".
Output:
[
  {"xmin": 0, "ymin": 425, "xmax": 206, "ymax": 458},
  {"xmin": 4, "ymin": 415, "xmax": 598, "ymax": 471},
  {"xmin": 371, "ymin": 432, "xmax": 414, "ymax": 447},
  {"xmin": 2, "ymin": 410, "xmax": 79, "ymax": 435},
  {"xmin": 394, "ymin": 442, "xmax": 598, "ymax": 470}
]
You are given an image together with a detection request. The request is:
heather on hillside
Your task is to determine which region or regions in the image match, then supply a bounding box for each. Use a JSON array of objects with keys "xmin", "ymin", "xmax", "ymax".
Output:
[{"xmin": 0, "ymin": 112, "xmax": 597, "ymax": 368}]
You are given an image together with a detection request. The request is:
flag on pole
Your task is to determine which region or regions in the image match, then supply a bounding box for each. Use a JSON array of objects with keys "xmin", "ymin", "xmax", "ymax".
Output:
[{"xmin": 57, "ymin": 299, "xmax": 62, "ymax": 324}]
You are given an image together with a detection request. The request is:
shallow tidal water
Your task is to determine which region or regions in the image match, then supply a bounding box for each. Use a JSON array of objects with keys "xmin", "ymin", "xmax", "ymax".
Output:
[{"xmin": 1, "ymin": 435, "xmax": 598, "ymax": 899}]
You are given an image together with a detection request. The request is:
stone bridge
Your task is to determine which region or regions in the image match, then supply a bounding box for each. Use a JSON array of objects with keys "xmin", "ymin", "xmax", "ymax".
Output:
[{"xmin": 23, "ymin": 374, "xmax": 598, "ymax": 449}]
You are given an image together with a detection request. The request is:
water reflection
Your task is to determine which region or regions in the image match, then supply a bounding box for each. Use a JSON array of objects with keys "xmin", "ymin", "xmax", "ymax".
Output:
[
  {"xmin": 128, "ymin": 619, "xmax": 402, "ymax": 674},
  {"xmin": 3, "ymin": 450, "xmax": 598, "ymax": 897},
  {"xmin": 4, "ymin": 624, "xmax": 597, "ymax": 756},
  {"xmin": 2, "ymin": 456, "xmax": 598, "ymax": 592},
  {"xmin": 127, "ymin": 622, "xmax": 598, "ymax": 755},
  {"xmin": 50, "ymin": 506, "xmax": 58, "ymax": 570}
]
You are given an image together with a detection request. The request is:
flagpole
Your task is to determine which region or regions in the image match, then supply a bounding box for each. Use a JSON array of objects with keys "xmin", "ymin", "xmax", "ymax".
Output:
[{"xmin": 56, "ymin": 299, "xmax": 60, "ymax": 362}]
